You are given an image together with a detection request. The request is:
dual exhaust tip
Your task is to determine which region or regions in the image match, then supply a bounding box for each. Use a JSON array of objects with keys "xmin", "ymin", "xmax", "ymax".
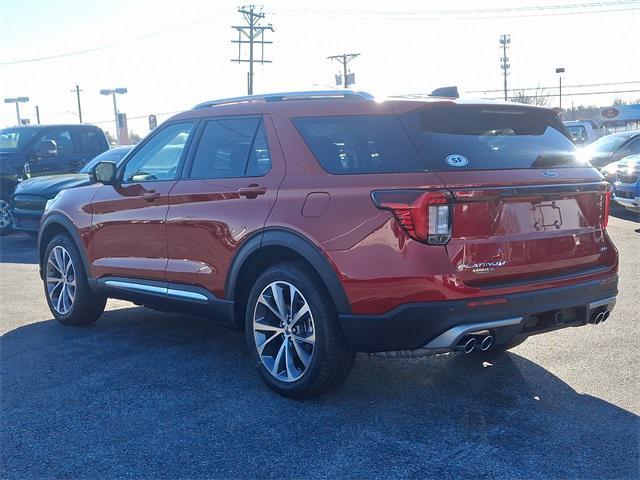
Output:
[
  {"xmin": 459, "ymin": 334, "xmax": 493, "ymax": 354},
  {"xmin": 589, "ymin": 309, "xmax": 610, "ymax": 325}
]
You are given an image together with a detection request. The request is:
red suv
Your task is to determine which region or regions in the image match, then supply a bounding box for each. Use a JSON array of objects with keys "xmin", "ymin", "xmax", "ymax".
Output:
[{"xmin": 39, "ymin": 91, "xmax": 618, "ymax": 397}]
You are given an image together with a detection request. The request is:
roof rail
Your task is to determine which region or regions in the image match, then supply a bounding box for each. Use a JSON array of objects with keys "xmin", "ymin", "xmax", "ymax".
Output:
[{"xmin": 192, "ymin": 90, "xmax": 374, "ymax": 110}]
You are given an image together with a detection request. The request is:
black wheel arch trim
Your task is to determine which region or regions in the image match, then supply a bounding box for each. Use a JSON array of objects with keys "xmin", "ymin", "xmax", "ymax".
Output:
[
  {"xmin": 38, "ymin": 214, "xmax": 91, "ymax": 280},
  {"xmin": 225, "ymin": 228, "xmax": 352, "ymax": 314}
]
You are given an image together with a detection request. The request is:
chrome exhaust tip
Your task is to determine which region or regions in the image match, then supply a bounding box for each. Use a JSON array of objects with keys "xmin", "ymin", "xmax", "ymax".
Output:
[
  {"xmin": 480, "ymin": 335, "xmax": 494, "ymax": 351},
  {"xmin": 462, "ymin": 337, "xmax": 476, "ymax": 354},
  {"xmin": 602, "ymin": 310, "xmax": 610, "ymax": 322}
]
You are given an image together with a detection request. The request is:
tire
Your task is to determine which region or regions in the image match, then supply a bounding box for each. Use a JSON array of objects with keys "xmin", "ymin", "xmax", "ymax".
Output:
[
  {"xmin": 0, "ymin": 192, "xmax": 13, "ymax": 236},
  {"xmin": 43, "ymin": 234, "xmax": 106, "ymax": 325},
  {"xmin": 245, "ymin": 261, "xmax": 356, "ymax": 398}
]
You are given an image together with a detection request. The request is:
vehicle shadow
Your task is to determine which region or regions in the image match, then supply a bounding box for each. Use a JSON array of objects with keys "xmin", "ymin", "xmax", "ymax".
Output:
[
  {"xmin": 610, "ymin": 203, "xmax": 639, "ymax": 223},
  {"xmin": 0, "ymin": 232, "xmax": 38, "ymax": 264},
  {"xmin": 1, "ymin": 307, "xmax": 638, "ymax": 479}
]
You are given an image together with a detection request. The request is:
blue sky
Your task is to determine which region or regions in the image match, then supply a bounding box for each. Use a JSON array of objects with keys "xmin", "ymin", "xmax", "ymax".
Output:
[{"xmin": 1, "ymin": 0, "xmax": 639, "ymax": 135}]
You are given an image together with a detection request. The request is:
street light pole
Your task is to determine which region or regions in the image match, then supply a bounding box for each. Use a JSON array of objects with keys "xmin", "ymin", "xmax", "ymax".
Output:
[
  {"xmin": 3, "ymin": 97, "xmax": 29, "ymax": 125},
  {"xmin": 100, "ymin": 88, "xmax": 127, "ymax": 143},
  {"xmin": 555, "ymin": 67, "xmax": 565, "ymax": 111}
]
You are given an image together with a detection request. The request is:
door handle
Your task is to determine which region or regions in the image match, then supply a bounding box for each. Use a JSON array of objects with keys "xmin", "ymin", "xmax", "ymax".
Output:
[
  {"xmin": 237, "ymin": 184, "xmax": 267, "ymax": 199},
  {"xmin": 143, "ymin": 191, "xmax": 161, "ymax": 202}
]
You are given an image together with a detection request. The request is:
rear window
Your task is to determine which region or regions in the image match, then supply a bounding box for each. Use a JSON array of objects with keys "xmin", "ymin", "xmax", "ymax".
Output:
[
  {"xmin": 293, "ymin": 115, "xmax": 427, "ymax": 174},
  {"xmin": 399, "ymin": 105, "xmax": 579, "ymax": 170}
]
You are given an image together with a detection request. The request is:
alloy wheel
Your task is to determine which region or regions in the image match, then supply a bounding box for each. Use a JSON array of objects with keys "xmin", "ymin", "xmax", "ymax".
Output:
[
  {"xmin": 46, "ymin": 246, "xmax": 76, "ymax": 315},
  {"xmin": 0, "ymin": 199, "xmax": 12, "ymax": 229},
  {"xmin": 253, "ymin": 281, "xmax": 316, "ymax": 382}
]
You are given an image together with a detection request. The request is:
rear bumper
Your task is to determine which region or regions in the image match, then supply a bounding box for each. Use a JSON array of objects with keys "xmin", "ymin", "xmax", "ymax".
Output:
[{"xmin": 338, "ymin": 275, "xmax": 618, "ymax": 352}]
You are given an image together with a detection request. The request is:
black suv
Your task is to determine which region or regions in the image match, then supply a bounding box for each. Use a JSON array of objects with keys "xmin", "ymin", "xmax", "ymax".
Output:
[{"xmin": 0, "ymin": 124, "xmax": 109, "ymax": 234}]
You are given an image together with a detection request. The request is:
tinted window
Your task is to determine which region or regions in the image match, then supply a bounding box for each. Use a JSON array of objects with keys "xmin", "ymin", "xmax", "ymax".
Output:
[
  {"xmin": 399, "ymin": 106, "xmax": 579, "ymax": 170},
  {"xmin": 37, "ymin": 128, "xmax": 78, "ymax": 154},
  {"xmin": 616, "ymin": 138, "xmax": 640, "ymax": 159},
  {"xmin": 0, "ymin": 127, "xmax": 39, "ymax": 152},
  {"xmin": 189, "ymin": 118, "xmax": 271, "ymax": 178},
  {"xmin": 293, "ymin": 115, "xmax": 426, "ymax": 174},
  {"xmin": 80, "ymin": 129, "xmax": 103, "ymax": 153},
  {"xmin": 123, "ymin": 122, "xmax": 193, "ymax": 182},
  {"xmin": 246, "ymin": 121, "xmax": 271, "ymax": 177},
  {"xmin": 566, "ymin": 125, "xmax": 588, "ymax": 145}
]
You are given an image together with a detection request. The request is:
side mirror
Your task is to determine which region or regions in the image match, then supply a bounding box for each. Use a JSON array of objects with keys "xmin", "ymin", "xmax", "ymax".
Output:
[
  {"xmin": 93, "ymin": 161, "xmax": 117, "ymax": 185},
  {"xmin": 34, "ymin": 140, "xmax": 58, "ymax": 158}
]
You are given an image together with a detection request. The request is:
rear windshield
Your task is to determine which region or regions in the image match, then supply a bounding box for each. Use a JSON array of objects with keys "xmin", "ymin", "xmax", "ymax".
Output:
[
  {"xmin": 398, "ymin": 105, "xmax": 579, "ymax": 170},
  {"xmin": 293, "ymin": 107, "xmax": 581, "ymax": 173},
  {"xmin": 292, "ymin": 115, "xmax": 427, "ymax": 174}
]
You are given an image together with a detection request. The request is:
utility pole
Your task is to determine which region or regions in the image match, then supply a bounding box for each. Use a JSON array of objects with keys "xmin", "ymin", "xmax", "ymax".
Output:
[
  {"xmin": 327, "ymin": 53, "xmax": 360, "ymax": 89},
  {"xmin": 35, "ymin": 105, "xmax": 40, "ymax": 124},
  {"xmin": 71, "ymin": 85, "xmax": 83, "ymax": 123},
  {"xmin": 499, "ymin": 34, "xmax": 511, "ymax": 101},
  {"xmin": 231, "ymin": 5, "xmax": 274, "ymax": 95}
]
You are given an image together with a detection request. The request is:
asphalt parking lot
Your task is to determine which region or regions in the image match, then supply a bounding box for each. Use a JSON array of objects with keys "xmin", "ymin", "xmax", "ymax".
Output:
[{"xmin": 1, "ymin": 206, "xmax": 638, "ymax": 479}]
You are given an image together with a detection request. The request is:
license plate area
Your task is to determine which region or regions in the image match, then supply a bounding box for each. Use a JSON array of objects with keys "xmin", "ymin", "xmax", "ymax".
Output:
[{"xmin": 532, "ymin": 201, "xmax": 563, "ymax": 231}]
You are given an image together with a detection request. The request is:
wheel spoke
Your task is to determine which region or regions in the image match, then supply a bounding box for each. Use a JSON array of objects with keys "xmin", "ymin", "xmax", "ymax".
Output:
[
  {"xmin": 257, "ymin": 331, "xmax": 282, "ymax": 355},
  {"xmin": 254, "ymin": 321, "xmax": 282, "ymax": 333},
  {"xmin": 56, "ymin": 286, "xmax": 64, "ymax": 312},
  {"xmin": 48, "ymin": 258, "xmax": 63, "ymax": 275},
  {"xmin": 54, "ymin": 248, "xmax": 65, "ymax": 273},
  {"xmin": 292, "ymin": 337, "xmax": 311, "ymax": 367},
  {"xmin": 291, "ymin": 303, "xmax": 310, "ymax": 326},
  {"xmin": 293, "ymin": 331, "xmax": 315, "ymax": 345},
  {"xmin": 67, "ymin": 285, "xmax": 75, "ymax": 302},
  {"xmin": 271, "ymin": 340, "xmax": 286, "ymax": 377},
  {"xmin": 258, "ymin": 294, "xmax": 283, "ymax": 321},
  {"xmin": 289, "ymin": 284, "xmax": 298, "ymax": 317},
  {"xmin": 284, "ymin": 341, "xmax": 297, "ymax": 380},
  {"xmin": 272, "ymin": 283, "xmax": 288, "ymax": 320}
]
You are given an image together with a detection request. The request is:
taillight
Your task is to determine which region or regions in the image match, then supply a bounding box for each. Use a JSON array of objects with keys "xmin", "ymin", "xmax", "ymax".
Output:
[
  {"xmin": 601, "ymin": 190, "xmax": 611, "ymax": 229},
  {"xmin": 371, "ymin": 190, "xmax": 453, "ymax": 244}
]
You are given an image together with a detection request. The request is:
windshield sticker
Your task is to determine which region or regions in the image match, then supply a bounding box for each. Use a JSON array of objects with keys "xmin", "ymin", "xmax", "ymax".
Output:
[{"xmin": 446, "ymin": 154, "xmax": 469, "ymax": 167}]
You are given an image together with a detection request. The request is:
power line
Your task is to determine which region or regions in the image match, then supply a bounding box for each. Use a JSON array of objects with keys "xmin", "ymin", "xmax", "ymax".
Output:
[
  {"xmin": 467, "ymin": 80, "xmax": 640, "ymax": 93},
  {"xmin": 0, "ymin": 10, "xmax": 229, "ymax": 66},
  {"xmin": 273, "ymin": 2, "xmax": 640, "ymax": 20},
  {"xmin": 231, "ymin": 5, "xmax": 274, "ymax": 95}
]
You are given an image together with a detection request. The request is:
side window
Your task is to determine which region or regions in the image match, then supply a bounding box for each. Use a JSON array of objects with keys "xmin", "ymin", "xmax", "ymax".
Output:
[
  {"xmin": 79, "ymin": 129, "xmax": 103, "ymax": 154},
  {"xmin": 617, "ymin": 138, "xmax": 640, "ymax": 159},
  {"xmin": 37, "ymin": 128, "xmax": 78, "ymax": 154},
  {"xmin": 246, "ymin": 121, "xmax": 272, "ymax": 177},
  {"xmin": 122, "ymin": 122, "xmax": 194, "ymax": 182},
  {"xmin": 188, "ymin": 118, "xmax": 271, "ymax": 179}
]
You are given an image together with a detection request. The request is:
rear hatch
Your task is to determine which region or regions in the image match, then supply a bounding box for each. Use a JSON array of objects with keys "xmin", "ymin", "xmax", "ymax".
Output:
[{"xmin": 396, "ymin": 102, "xmax": 615, "ymax": 287}]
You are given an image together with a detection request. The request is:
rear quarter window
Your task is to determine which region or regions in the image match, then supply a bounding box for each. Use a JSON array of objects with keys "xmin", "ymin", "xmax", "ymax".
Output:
[{"xmin": 292, "ymin": 115, "xmax": 427, "ymax": 174}]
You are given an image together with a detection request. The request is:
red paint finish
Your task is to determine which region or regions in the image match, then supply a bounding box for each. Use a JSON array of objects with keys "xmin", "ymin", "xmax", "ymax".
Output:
[
  {"xmin": 41, "ymin": 97, "xmax": 619, "ymax": 320},
  {"xmin": 164, "ymin": 116, "xmax": 286, "ymax": 296}
]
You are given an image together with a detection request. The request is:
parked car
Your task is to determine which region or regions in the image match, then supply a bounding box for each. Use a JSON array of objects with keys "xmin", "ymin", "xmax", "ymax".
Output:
[
  {"xmin": 11, "ymin": 146, "xmax": 133, "ymax": 234},
  {"xmin": 579, "ymin": 130, "xmax": 640, "ymax": 169},
  {"xmin": 563, "ymin": 120, "xmax": 604, "ymax": 146},
  {"xmin": 0, "ymin": 124, "xmax": 109, "ymax": 234},
  {"xmin": 611, "ymin": 154, "xmax": 640, "ymax": 213},
  {"xmin": 38, "ymin": 91, "xmax": 618, "ymax": 398}
]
